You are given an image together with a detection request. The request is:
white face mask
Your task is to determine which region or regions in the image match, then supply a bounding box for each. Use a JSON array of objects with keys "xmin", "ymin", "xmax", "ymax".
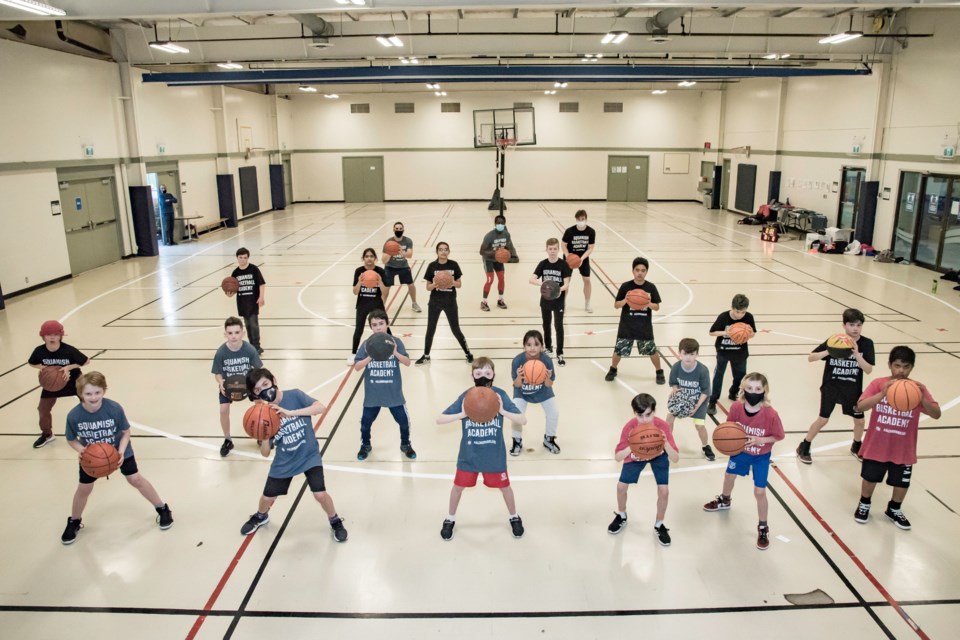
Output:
[{"xmin": 576, "ymin": 222, "xmax": 586, "ymax": 230}]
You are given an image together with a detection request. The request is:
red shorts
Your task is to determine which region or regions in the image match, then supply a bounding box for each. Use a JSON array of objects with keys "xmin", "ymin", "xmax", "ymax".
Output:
[{"xmin": 454, "ymin": 468, "xmax": 510, "ymax": 488}]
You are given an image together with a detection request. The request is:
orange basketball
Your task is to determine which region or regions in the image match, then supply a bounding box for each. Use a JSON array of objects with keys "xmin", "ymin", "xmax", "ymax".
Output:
[
  {"xmin": 243, "ymin": 402, "xmax": 282, "ymax": 441},
  {"xmin": 826, "ymin": 333, "xmax": 855, "ymax": 359},
  {"xmin": 712, "ymin": 421, "xmax": 748, "ymax": 456},
  {"xmin": 727, "ymin": 323, "xmax": 755, "ymax": 345},
  {"xmin": 221, "ymin": 276, "xmax": 240, "ymax": 295},
  {"xmin": 383, "ymin": 240, "xmax": 402, "ymax": 256},
  {"xmin": 886, "ymin": 379, "xmax": 922, "ymax": 412},
  {"xmin": 80, "ymin": 442, "xmax": 122, "ymax": 478},
  {"xmin": 359, "ymin": 270, "xmax": 380, "ymax": 288},
  {"xmin": 462, "ymin": 387, "xmax": 500, "ymax": 424},
  {"xmin": 521, "ymin": 359, "xmax": 548, "ymax": 385},
  {"xmin": 494, "ymin": 247, "xmax": 511, "ymax": 264},
  {"xmin": 625, "ymin": 289, "xmax": 651, "ymax": 310},
  {"xmin": 566, "ymin": 254, "xmax": 582, "ymax": 269},
  {"xmin": 433, "ymin": 271, "xmax": 454, "ymax": 289},
  {"xmin": 38, "ymin": 366, "xmax": 68, "ymax": 393},
  {"xmin": 628, "ymin": 424, "xmax": 665, "ymax": 461}
]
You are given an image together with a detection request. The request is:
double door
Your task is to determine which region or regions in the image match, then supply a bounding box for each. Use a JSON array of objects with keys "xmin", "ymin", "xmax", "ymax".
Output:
[
  {"xmin": 913, "ymin": 175, "xmax": 960, "ymax": 271},
  {"xmin": 58, "ymin": 169, "xmax": 122, "ymax": 275},
  {"xmin": 607, "ymin": 156, "xmax": 649, "ymax": 202},
  {"xmin": 342, "ymin": 156, "xmax": 384, "ymax": 202}
]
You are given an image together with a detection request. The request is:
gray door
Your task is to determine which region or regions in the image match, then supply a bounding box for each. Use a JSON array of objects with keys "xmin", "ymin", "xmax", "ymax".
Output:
[
  {"xmin": 721, "ymin": 159, "xmax": 732, "ymax": 209},
  {"xmin": 626, "ymin": 157, "xmax": 649, "ymax": 202},
  {"xmin": 607, "ymin": 156, "xmax": 648, "ymax": 202},
  {"xmin": 58, "ymin": 174, "xmax": 122, "ymax": 275},
  {"xmin": 342, "ymin": 156, "xmax": 384, "ymax": 203},
  {"xmin": 838, "ymin": 167, "xmax": 866, "ymax": 229},
  {"xmin": 283, "ymin": 157, "xmax": 293, "ymax": 204}
]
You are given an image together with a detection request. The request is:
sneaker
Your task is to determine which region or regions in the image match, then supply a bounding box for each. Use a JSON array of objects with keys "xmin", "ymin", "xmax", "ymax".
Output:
[
  {"xmin": 256, "ymin": 347, "xmax": 264, "ymax": 355},
  {"xmin": 884, "ymin": 507, "xmax": 912, "ymax": 530},
  {"xmin": 557, "ymin": 354, "xmax": 565, "ymax": 367},
  {"xmin": 440, "ymin": 519, "xmax": 455, "ymax": 541},
  {"xmin": 850, "ymin": 440, "xmax": 863, "ymax": 461},
  {"xmin": 357, "ymin": 444, "xmax": 372, "ymax": 461},
  {"xmin": 585, "ymin": 302, "xmax": 593, "ymax": 313},
  {"xmin": 706, "ymin": 401, "xmax": 717, "ymax": 416},
  {"xmin": 545, "ymin": 347, "xmax": 554, "ymax": 356},
  {"xmin": 33, "ymin": 434, "xmax": 55, "ymax": 449},
  {"xmin": 702, "ymin": 445, "xmax": 717, "ymax": 462},
  {"xmin": 220, "ymin": 439, "xmax": 234, "ymax": 457},
  {"xmin": 509, "ymin": 515, "xmax": 524, "ymax": 538},
  {"xmin": 465, "ymin": 352, "xmax": 474, "ymax": 364},
  {"xmin": 654, "ymin": 524, "xmax": 671, "ymax": 547},
  {"xmin": 240, "ymin": 512, "xmax": 269, "ymax": 535},
  {"xmin": 607, "ymin": 513, "xmax": 627, "ymax": 534},
  {"xmin": 796, "ymin": 440, "xmax": 812, "ymax": 465},
  {"xmin": 415, "ymin": 354, "xmax": 430, "ymax": 365},
  {"xmin": 655, "ymin": 370, "xmax": 666, "ymax": 385},
  {"xmin": 400, "ymin": 444, "xmax": 417, "ymax": 460},
  {"xmin": 703, "ymin": 495, "xmax": 732, "ymax": 512},
  {"xmin": 480, "ymin": 300, "xmax": 490, "ymax": 312},
  {"xmin": 156, "ymin": 504, "xmax": 174, "ymax": 530},
  {"xmin": 509, "ymin": 438, "xmax": 522, "ymax": 456},
  {"xmin": 728, "ymin": 392, "xmax": 739, "ymax": 402},
  {"xmin": 854, "ymin": 502, "xmax": 871, "ymax": 524},
  {"xmin": 604, "ymin": 367, "xmax": 617, "ymax": 382},
  {"xmin": 330, "ymin": 516, "xmax": 349, "ymax": 542},
  {"xmin": 497, "ymin": 299, "xmax": 508, "ymax": 310},
  {"xmin": 346, "ymin": 354, "xmax": 357, "ymax": 365},
  {"xmin": 61, "ymin": 517, "xmax": 83, "ymax": 545},
  {"xmin": 757, "ymin": 525, "xmax": 770, "ymax": 550},
  {"xmin": 411, "ymin": 301, "xmax": 422, "ymax": 313},
  {"xmin": 543, "ymin": 436, "xmax": 561, "ymax": 454}
]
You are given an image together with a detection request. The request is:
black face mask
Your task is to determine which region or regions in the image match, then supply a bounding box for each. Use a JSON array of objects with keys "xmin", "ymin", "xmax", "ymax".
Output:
[
  {"xmin": 743, "ymin": 391, "xmax": 765, "ymax": 406},
  {"xmin": 394, "ymin": 230, "xmax": 404, "ymax": 238},
  {"xmin": 258, "ymin": 386, "xmax": 278, "ymax": 403},
  {"xmin": 474, "ymin": 376, "xmax": 493, "ymax": 387}
]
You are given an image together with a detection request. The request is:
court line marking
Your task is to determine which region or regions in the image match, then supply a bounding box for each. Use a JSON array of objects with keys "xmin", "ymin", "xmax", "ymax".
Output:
[{"xmin": 144, "ymin": 326, "xmax": 220, "ymax": 340}]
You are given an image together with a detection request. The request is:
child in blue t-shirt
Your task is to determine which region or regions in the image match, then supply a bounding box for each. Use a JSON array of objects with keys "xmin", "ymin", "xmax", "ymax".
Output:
[
  {"xmin": 436, "ymin": 357, "xmax": 528, "ymax": 540},
  {"xmin": 238, "ymin": 368, "xmax": 347, "ymax": 542},
  {"xmin": 510, "ymin": 330, "xmax": 560, "ymax": 455},
  {"xmin": 353, "ymin": 309, "xmax": 415, "ymax": 461},
  {"xmin": 61, "ymin": 372, "xmax": 172, "ymax": 545}
]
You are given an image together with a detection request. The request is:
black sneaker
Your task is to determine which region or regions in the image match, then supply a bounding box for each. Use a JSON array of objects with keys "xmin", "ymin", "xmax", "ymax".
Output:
[
  {"xmin": 796, "ymin": 440, "xmax": 812, "ymax": 465},
  {"xmin": 497, "ymin": 299, "xmax": 508, "ymax": 310},
  {"xmin": 545, "ymin": 347, "xmax": 554, "ymax": 356},
  {"xmin": 854, "ymin": 502, "xmax": 871, "ymax": 524},
  {"xmin": 465, "ymin": 352, "xmax": 474, "ymax": 364},
  {"xmin": 156, "ymin": 504, "xmax": 174, "ymax": 530},
  {"xmin": 543, "ymin": 436, "xmax": 561, "ymax": 454},
  {"xmin": 557, "ymin": 354, "xmax": 565, "ymax": 367},
  {"xmin": 480, "ymin": 301, "xmax": 490, "ymax": 312},
  {"xmin": 702, "ymin": 445, "xmax": 717, "ymax": 462},
  {"xmin": 757, "ymin": 525, "xmax": 770, "ymax": 550},
  {"xmin": 728, "ymin": 392, "xmax": 739, "ymax": 402},
  {"xmin": 400, "ymin": 444, "xmax": 417, "ymax": 460},
  {"xmin": 220, "ymin": 439, "xmax": 234, "ymax": 457},
  {"xmin": 509, "ymin": 438, "xmax": 522, "ymax": 456},
  {"xmin": 357, "ymin": 444, "xmax": 372, "ymax": 461},
  {"xmin": 240, "ymin": 512, "xmax": 269, "ymax": 535},
  {"xmin": 509, "ymin": 515, "xmax": 524, "ymax": 538},
  {"xmin": 607, "ymin": 513, "xmax": 627, "ymax": 534},
  {"xmin": 884, "ymin": 507, "xmax": 912, "ymax": 530},
  {"xmin": 33, "ymin": 434, "xmax": 55, "ymax": 449},
  {"xmin": 330, "ymin": 516, "xmax": 348, "ymax": 542},
  {"xmin": 440, "ymin": 519, "xmax": 455, "ymax": 541},
  {"xmin": 706, "ymin": 401, "xmax": 717, "ymax": 416},
  {"xmin": 654, "ymin": 524, "xmax": 671, "ymax": 547},
  {"xmin": 604, "ymin": 367, "xmax": 617, "ymax": 382},
  {"xmin": 655, "ymin": 370, "xmax": 666, "ymax": 385},
  {"xmin": 256, "ymin": 347, "xmax": 264, "ymax": 356},
  {"xmin": 415, "ymin": 354, "xmax": 430, "ymax": 365},
  {"xmin": 850, "ymin": 440, "xmax": 863, "ymax": 461},
  {"xmin": 61, "ymin": 517, "xmax": 82, "ymax": 545}
]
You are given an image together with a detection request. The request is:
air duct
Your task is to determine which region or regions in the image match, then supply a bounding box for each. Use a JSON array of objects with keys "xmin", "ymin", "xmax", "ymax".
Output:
[
  {"xmin": 645, "ymin": 8, "xmax": 689, "ymax": 37},
  {"xmin": 292, "ymin": 14, "xmax": 333, "ymax": 48}
]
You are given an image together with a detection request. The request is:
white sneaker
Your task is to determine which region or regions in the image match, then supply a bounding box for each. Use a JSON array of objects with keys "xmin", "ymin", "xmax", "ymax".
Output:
[
  {"xmin": 346, "ymin": 354, "xmax": 356, "ymax": 365},
  {"xmin": 411, "ymin": 301, "xmax": 422, "ymax": 313},
  {"xmin": 585, "ymin": 302, "xmax": 593, "ymax": 313}
]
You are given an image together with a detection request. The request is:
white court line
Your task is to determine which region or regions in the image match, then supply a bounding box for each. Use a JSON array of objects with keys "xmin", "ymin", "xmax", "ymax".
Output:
[
  {"xmin": 765, "ymin": 330, "xmax": 823, "ymax": 343},
  {"xmin": 131, "ymin": 421, "xmax": 263, "ymax": 460},
  {"xmin": 144, "ymin": 326, "xmax": 220, "ymax": 340},
  {"xmin": 306, "ymin": 370, "xmax": 351, "ymax": 395}
]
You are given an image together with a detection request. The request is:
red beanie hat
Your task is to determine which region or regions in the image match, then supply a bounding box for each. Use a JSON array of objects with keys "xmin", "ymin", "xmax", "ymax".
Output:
[{"xmin": 39, "ymin": 320, "xmax": 65, "ymax": 337}]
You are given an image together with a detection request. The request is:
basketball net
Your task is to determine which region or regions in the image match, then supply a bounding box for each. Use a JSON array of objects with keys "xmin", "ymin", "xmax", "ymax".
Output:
[{"xmin": 496, "ymin": 138, "xmax": 517, "ymax": 152}]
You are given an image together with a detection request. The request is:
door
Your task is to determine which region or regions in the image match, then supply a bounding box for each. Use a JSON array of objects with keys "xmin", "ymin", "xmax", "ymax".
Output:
[
  {"xmin": 838, "ymin": 167, "xmax": 866, "ymax": 228},
  {"xmin": 606, "ymin": 155, "xmax": 648, "ymax": 202},
  {"xmin": 146, "ymin": 168, "xmax": 180, "ymax": 242},
  {"xmin": 58, "ymin": 173, "xmax": 122, "ymax": 275},
  {"xmin": 914, "ymin": 175, "xmax": 960, "ymax": 271},
  {"xmin": 721, "ymin": 159, "xmax": 732, "ymax": 209},
  {"xmin": 342, "ymin": 156, "xmax": 384, "ymax": 203},
  {"xmin": 892, "ymin": 172, "xmax": 922, "ymax": 259}
]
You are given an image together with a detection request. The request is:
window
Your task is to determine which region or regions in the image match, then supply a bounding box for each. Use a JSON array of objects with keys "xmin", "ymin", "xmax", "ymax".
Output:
[
  {"xmin": 513, "ymin": 102, "xmax": 533, "ymax": 109},
  {"xmin": 441, "ymin": 102, "xmax": 461, "ymax": 113},
  {"xmin": 350, "ymin": 103, "xmax": 370, "ymax": 114},
  {"xmin": 559, "ymin": 102, "xmax": 579, "ymax": 113},
  {"xmin": 394, "ymin": 102, "xmax": 415, "ymax": 113},
  {"xmin": 604, "ymin": 102, "xmax": 623, "ymax": 113}
]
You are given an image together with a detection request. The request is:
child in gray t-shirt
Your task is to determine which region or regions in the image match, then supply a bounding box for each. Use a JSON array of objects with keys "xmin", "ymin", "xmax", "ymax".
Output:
[{"xmin": 666, "ymin": 338, "xmax": 714, "ymax": 461}]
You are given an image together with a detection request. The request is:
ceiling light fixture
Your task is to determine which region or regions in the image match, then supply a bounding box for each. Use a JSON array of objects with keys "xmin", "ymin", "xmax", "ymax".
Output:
[
  {"xmin": 400, "ymin": 56, "xmax": 419, "ymax": 64},
  {"xmin": 298, "ymin": 85, "xmax": 317, "ymax": 92},
  {"xmin": 150, "ymin": 42, "xmax": 190, "ymax": 54},
  {"xmin": 376, "ymin": 35, "xmax": 403, "ymax": 47},
  {"xmin": 217, "ymin": 62, "xmax": 243, "ymax": 69},
  {"xmin": 554, "ymin": 82, "xmax": 568, "ymax": 88},
  {"xmin": 324, "ymin": 94, "xmax": 339, "ymax": 99},
  {"xmin": 678, "ymin": 81, "xmax": 696, "ymax": 87},
  {"xmin": 426, "ymin": 83, "xmax": 440, "ymax": 89},
  {"xmin": 336, "ymin": 0, "xmax": 366, "ymax": 5},
  {"xmin": 544, "ymin": 90, "xmax": 557, "ymax": 95},
  {"xmin": 819, "ymin": 15, "xmax": 863, "ymax": 45},
  {"xmin": 0, "ymin": 0, "xmax": 65, "ymax": 16},
  {"xmin": 601, "ymin": 31, "xmax": 629, "ymax": 44},
  {"xmin": 434, "ymin": 91, "xmax": 447, "ymax": 97},
  {"xmin": 652, "ymin": 89, "xmax": 667, "ymax": 95}
]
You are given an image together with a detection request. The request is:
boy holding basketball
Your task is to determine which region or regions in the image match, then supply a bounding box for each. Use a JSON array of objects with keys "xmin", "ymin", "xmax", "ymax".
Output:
[
  {"xmin": 853, "ymin": 346, "xmax": 940, "ymax": 530},
  {"xmin": 666, "ymin": 338, "xmax": 714, "ymax": 461},
  {"xmin": 529, "ymin": 238, "xmax": 572, "ymax": 365},
  {"xmin": 61, "ymin": 372, "xmax": 173, "ymax": 544},
  {"xmin": 382, "ymin": 221, "xmax": 421, "ymax": 313},
  {"xmin": 797, "ymin": 308, "xmax": 875, "ymax": 464},
  {"xmin": 605, "ymin": 257, "xmax": 664, "ymax": 384},
  {"xmin": 479, "ymin": 214, "xmax": 515, "ymax": 311},
  {"xmin": 231, "ymin": 248, "xmax": 266, "ymax": 355},
  {"xmin": 212, "ymin": 316, "xmax": 262, "ymax": 457},
  {"xmin": 561, "ymin": 209, "xmax": 596, "ymax": 313},
  {"xmin": 436, "ymin": 357, "xmax": 528, "ymax": 540},
  {"xmin": 28, "ymin": 320, "xmax": 89, "ymax": 449},
  {"xmin": 609, "ymin": 393, "xmax": 679, "ymax": 545},
  {"xmin": 353, "ymin": 309, "xmax": 416, "ymax": 461},
  {"xmin": 238, "ymin": 368, "xmax": 348, "ymax": 542},
  {"xmin": 707, "ymin": 294, "xmax": 756, "ymax": 416}
]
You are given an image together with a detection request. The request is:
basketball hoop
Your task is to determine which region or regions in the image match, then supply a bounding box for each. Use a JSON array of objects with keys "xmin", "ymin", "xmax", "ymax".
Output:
[{"xmin": 496, "ymin": 138, "xmax": 518, "ymax": 151}]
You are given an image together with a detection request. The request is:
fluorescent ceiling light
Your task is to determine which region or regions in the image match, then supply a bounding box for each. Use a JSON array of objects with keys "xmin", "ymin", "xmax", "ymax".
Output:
[
  {"xmin": 426, "ymin": 83, "xmax": 440, "ymax": 89},
  {"xmin": 150, "ymin": 42, "xmax": 189, "ymax": 54},
  {"xmin": 298, "ymin": 85, "xmax": 317, "ymax": 92},
  {"xmin": 544, "ymin": 90, "xmax": 556, "ymax": 95},
  {"xmin": 0, "ymin": 0, "xmax": 66, "ymax": 16},
  {"xmin": 400, "ymin": 56, "xmax": 418, "ymax": 64},
  {"xmin": 762, "ymin": 53, "xmax": 778, "ymax": 60},
  {"xmin": 377, "ymin": 35, "xmax": 403, "ymax": 47},
  {"xmin": 434, "ymin": 91, "xmax": 447, "ymax": 97},
  {"xmin": 217, "ymin": 62, "xmax": 243, "ymax": 69},
  {"xmin": 554, "ymin": 82, "xmax": 568, "ymax": 88},
  {"xmin": 678, "ymin": 81, "xmax": 696, "ymax": 87},
  {"xmin": 602, "ymin": 31, "xmax": 628, "ymax": 44},
  {"xmin": 652, "ymin": 89, "xmax": 667, "ymax": 95},
  {"xmin": 324, "ymin": 94, "xmax": 339, "ymax": 99},
  {"xmin": 336, "ymin": 0, "xmax": 366, "ymax": 5},
  {"xmin": 819, "ymin": 31, "xmax": 863, "ymax": 45}
]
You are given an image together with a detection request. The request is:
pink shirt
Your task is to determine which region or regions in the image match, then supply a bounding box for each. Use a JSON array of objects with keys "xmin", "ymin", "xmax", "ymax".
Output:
[
  {"xmin": 859, "ymin": 377, "xmax": 936, "ymax": 465},
  {"xmin": 726, "ymin": 402, "xmax": 784, "ymax": 456},
  {"xmin": 616, "ymin": 417, "xmax": 677, "ymax": 463}
]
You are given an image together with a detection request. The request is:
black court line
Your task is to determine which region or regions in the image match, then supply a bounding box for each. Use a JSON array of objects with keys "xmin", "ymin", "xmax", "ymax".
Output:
[
  {"xmin": 626, "ymin": 204, "xmax": 747, "ymax": 248},
  {"xmin": 925, "ymin": 490, "xmax": 958, "ymax": 515},
  {"xmin": 283, "ymin": 222, "xmax": 335, "ymax": 250},
  {"xmin": 0, "ymin": 362, "xmax": 30, "ymax": 380},
  {"xmin": 174, "ymin": 288, "xmax": 217, "ymax": 312}
]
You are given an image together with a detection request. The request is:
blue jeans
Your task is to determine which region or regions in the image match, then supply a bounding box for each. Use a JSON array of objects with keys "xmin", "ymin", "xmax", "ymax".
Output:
[
  {"xmin": 360, "ymin": 405, "xmax": 410, "ymax": 447},
  {"xmin": 711, "ymin": 353, "xmax": 747, "ymax": 402}
]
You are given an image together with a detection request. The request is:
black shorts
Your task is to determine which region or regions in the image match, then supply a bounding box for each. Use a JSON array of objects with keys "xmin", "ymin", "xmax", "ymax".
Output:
[
  {"xmin": 861, "ymin": 459, "xmax": 912, "ymax": 488},
  {"xmin": 819, "ymin": 385, "xmax": 864, "ymax": 419},
  {"xmin": 263, "ymin": 466, "xmax": 326, "ymax": 497},
  {"xmin": 483, "ymin": 261, "xmax": 505, "ymax": 273},
  {"xmin": 383, "ymin": 267, "xmax": 413, "ymax": 286},
  {"xmin": 576, "ymin": 256, "xmax": 591, "ymax": 278},
  {"xmin": 79, "ymin": 454, "xmax": 138, "ymax": 484}
]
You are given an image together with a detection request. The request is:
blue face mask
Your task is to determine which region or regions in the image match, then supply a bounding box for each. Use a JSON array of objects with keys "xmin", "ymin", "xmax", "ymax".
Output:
[
  {"xmin": 258, "ymin": 386, "xmax": 277, "ymax": 403},
  {"xmin": 495, "ymin": 223, "xmax": 505, "ymax": 232}
]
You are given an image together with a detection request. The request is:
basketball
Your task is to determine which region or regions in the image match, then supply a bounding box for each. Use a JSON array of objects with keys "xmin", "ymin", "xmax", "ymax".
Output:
[
  {"xmin": 462, "ymin": 386, "xmax": 500, "ymax": 424},
  {"xmin": 222, "ymin": 375, "xmax": 248, "ymax": 402},
  {"xmin": 383, "ymin": 240, "xmax": 402, "ymax": 256},
  {"xmin": 521, "ymin": 359, "xmax": 548, "ymax": 385},
  {"xmin": 80, "ymin": 442, "xmax": 121, "ymax": 478},
  {"xmin": 667, "ymin": 392, "xmax": 697, "ymax": 419},
  {"xmin": 628, "ymin": 424, "xmax": 665, "ymax": 461},
  {"xmin": 727, "ymin": 322, "xmax": 755, "ymax": 345},
  {"xmin": 221, "ymin": 276, "xmax": 239, "ymax": 295},
  {"xmin": 494, "ymin": 247, "xmax": 511, "ymax": 264},
  {"xmin": 566, "ymin": 254, "xmax": 582, "ymax": 269},
  {"xmin": 826, "ymin": 333, "xmax": 855, "ymax": 359},
  {"xmin": 433, "ymin": 271, "xmax": 454, "ymax": 289},
  {"xmin": 365, "ymin": 332, "xmax": 396, "ymax": 361},
  {"xmin": 38, "ymin": 366, "xmax": 68, "ymax": 393},
  {"xmin": 625, "ymin": 289, "xmax": 651, "ymax": 310},
  {"xmin": 243, "ymin": 402, "xmax": 282, "ymax": 441},
  {"xmin": 886, "ymin": 378, "xmax": 923, "ymax": 412},
  {"xmin": 540, "ymin": 280, "xmax": 561, "ymax": 301},
  {"xmin": 712, "ymin": 421, "xmax": 748, "ymax": 456},
  {"xmin": 359, "ymin": 270, "xmax": 380, "ymax": 288}
]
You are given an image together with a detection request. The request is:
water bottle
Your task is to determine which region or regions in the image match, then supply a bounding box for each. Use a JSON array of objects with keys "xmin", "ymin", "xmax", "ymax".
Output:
[{"xmin": 932, "ymin": 279, "xmax": 938, "ymax": 294}]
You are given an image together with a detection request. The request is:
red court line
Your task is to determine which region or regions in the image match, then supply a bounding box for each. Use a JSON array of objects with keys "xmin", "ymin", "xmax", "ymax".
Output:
[
  {"xmin": 590, "ymin": 260, "xmax": 618, "ymax": 289},
  {"xmin": 667, "ymin": 346, "xmax": 680, "ymax": 360}
]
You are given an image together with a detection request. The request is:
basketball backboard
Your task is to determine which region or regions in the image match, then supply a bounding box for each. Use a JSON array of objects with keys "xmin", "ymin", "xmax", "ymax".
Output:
[{"xmin": 473, "ymin": 107, "xmax": 536, "ymax": 148}]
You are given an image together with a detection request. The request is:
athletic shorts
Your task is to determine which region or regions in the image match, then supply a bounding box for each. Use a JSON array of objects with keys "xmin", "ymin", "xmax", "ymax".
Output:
[
  {"xmin": 483, "ymin": 260, "xmax": 505, "ymax": 273},
  {"xmin": 726, "ymin": 451, "xmax": 772, "ymax": 488},
  {"xmin": 79, "ymin": 453, "xmax": 138, "ymax": 484},
  {"xmin": 614, "ymin": 338, "xmax": 658, "ymax": 357},
  {"xmin": 619, "ymin": 452, "xmax": 670, "ymax": 485},
  {"xmin": 819, "ymin": 385, "xmax": 864, "ymax": 419},
  {"xmin": 454, "ymin": 468, "xmax": 510, "ymax": 489},
  {"xmin": 576, "ymin": 256, "xmax": 591, "ymax": 277},
  {"xmin": 264, "ymin": 466, "xmax": 326, "ymax": 497},
  {"xmin": 383, "ymin": 267, "xmax": 413, "ymax": 286},
  {"xmin": 218, "ymin": 391, "xmax": 233, "ymax": 405},
  {"xmin": 861, "ymin": 459, "xmax": 912, "ymax": 488}
]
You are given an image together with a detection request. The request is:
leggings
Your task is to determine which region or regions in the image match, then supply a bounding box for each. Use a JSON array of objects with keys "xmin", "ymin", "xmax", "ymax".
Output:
[
  {"xmin": 483, "ymin": 270, "xmax": 505, "ymax": 297},
  {"xmin": 352, "ymin": 303, "xmax": 387, "ymax": 354},
  {"xmin": 540, "ymin": 302, "xmax": 565, "ymax": 355},
  {"xmin": 242, "ymin": 313, "xmax": 261, "ymax": 349},
  {"xmin": 511, "ymin": 396, "xmax": 559, "ymax": 440},
  {"xmin": 711, "ymin": 353, "xmax": 747, "ymax": 402},
  {"xmin": 360, "ymin": 405, "xmax": 410, "ymax": 447},
  {"xmin": 424, "ymin": 301, "xmax": 469, "ymax": 356},
  {"xmin": 38, "ymin": 396, "xmax": 58, "ymax": 438}
]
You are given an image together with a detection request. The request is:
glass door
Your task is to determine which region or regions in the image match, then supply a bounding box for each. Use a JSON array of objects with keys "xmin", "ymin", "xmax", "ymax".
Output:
[
  {"xmin": 941, "ymin": 178, "xmax": 960, "ymax": 271},
  {"xmin": 892, "ymin": 172, "xmax": 922, "ymax": 259},
  {"xmin": 914, "ymin": 175, "xmax": 960, "ymax": 270},
  {"xmin": 837, "ymin": 167, "xmax": 865, "ymax": 229}
]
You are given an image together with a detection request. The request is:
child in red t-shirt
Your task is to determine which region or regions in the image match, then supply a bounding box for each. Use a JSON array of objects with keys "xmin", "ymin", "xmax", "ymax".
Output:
[
  {"xmin": 703, "ymin": 372, "xmax": 784, "ymax": 550},
  {"xmin": 853, "ymin": 346, "xmax": 940, "ymax": 531}
]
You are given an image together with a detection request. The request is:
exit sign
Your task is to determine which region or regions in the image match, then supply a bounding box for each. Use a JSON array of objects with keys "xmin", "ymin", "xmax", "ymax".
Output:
[{"xmin": 82, "ymin": 145, "xmax": 94, "ymax": 157}]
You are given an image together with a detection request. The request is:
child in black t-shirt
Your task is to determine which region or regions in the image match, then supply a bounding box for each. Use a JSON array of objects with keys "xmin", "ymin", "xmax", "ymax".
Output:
[
  {"xmin": 416, "ymin": 241, "xmax": 472, "ymax": 365},
  {"xmin": 706, "ymin": 294, "xmax": 757, "ymax": 416},
  {"xmin": 28, "ymin": 320, "xmax": 89, "ymax": 449},
  {"xmin": 561, "ymin": 209, "xmax": 597, "ymax": 313},
  {"xmin": 529, "ymin": 238, "xmax": 572, "ymax": 366},
  {"xmin": 230, "ymin": 247, "xmax": 267, "ymax": 355},
  {"xmin": 604, "ymin": 257, "xmax": 664, "ymax": 384}
]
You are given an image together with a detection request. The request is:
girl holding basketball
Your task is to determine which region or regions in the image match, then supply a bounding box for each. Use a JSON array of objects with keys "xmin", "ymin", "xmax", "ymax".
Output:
[
  {"xmin": 416, "ymin": 241, "xmax": 473, "ymax": 365},
  {"xmin": 510, "ymin": 330, "xmax": 560, "ymax": 454},
  {"xmin": 703, "ymin": 372, "xmax": 784, "ymax": 550},
  {"xmin": 351, "ymin": 248, "xmax": 389, "ymax": 362}
]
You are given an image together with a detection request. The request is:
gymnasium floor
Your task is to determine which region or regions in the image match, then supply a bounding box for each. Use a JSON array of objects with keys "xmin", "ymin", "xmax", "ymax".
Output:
[{"xmin": 1, "ymin": 201, "xmax": 958, "ymax": 639}]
